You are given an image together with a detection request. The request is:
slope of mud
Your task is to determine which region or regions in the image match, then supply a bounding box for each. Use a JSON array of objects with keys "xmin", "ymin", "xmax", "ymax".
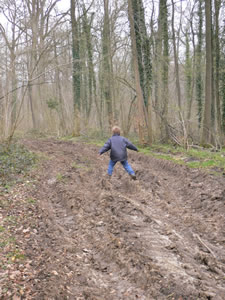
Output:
[{"xmin": 20, "ymin": 139, "xmax": 225, "ymax": 299}]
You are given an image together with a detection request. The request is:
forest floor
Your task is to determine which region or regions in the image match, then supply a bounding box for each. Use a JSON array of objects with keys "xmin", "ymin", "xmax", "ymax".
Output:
[{"xmin": 1, "ymin": 138, "xmax": 225, "ymax": 300}]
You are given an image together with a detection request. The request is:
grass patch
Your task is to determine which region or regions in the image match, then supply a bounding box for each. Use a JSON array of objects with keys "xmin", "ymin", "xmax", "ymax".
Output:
[
  {"xmin": 0, "ymin": 241, "xmax": 7, "ymax": 248},
  {"xmin": 141, "ymin": 144, "xmax": 225, "ymax": 174},
  {"xmin": 26, "ymin": 197, "xmax": 36, "ymax": 204},
  {"xmin": 0, "ymin": 142, "xmax": 37, "ymax": 190},
  {"xmin": 0, "ymin": 225, "xmax": 5, "ymax": 232},
  {"xmin": 4, "ymin": 216, "xmax": 18, "ymax": 225},
  {"xmin": 186, "ymin": 161, "xmax": 202, "ymax": 168},
  {"xmin": 7, "ymin": 249, "xmax": 26, "ymax": 262},
  {"xmin": 71, "ymin": 162, "xmax": 92, "ymax": 172},
  {"xmin": 56, "ymin": 173, "xmax": 65, "ymax": 182},
  {"xmin": 64, "ymin": 134, "xmax": 106, "ymax": 148},
  {"xmin": 0, "ymin": 140, "xmax": 39, "ymax": 298},
  {"xmin": 71, "ymin": 162, "xmax": 85, "ymax": 169}
]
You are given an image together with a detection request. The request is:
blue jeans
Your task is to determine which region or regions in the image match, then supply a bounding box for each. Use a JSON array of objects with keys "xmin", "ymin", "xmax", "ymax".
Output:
[{"xmin": 107, "ymin": 160, "xmax": 135, "ymax": 176}]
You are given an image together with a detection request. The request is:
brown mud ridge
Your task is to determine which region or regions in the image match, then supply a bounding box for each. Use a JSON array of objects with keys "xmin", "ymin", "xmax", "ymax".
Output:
[{"xmin": 21, "ymin": 139, "xmax": 225, "ymax": 299}]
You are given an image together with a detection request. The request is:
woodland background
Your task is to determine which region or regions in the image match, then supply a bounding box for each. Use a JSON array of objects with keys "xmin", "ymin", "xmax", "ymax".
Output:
[{"xmin": 0, "ymin": 0, "xmax": 225, "ymax": 148}]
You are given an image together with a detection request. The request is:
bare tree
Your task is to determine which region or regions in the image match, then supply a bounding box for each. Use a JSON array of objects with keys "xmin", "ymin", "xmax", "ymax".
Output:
[
  {"xmin": 128, "ymin": 0, "xmax": 146, "ymax": 144},
  {"xmin": 202, "ymin": 0, "xmax": 213, "ymax": 145},
  {"xmin": 71, "ymin": 0, "xmax": 81, "ymax": 136}
]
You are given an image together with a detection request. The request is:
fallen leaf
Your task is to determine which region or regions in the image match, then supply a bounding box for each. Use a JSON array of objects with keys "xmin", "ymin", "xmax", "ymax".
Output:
[{"xmin": 51, "ymin": 270, "xmax": 59, "ymax": 276}]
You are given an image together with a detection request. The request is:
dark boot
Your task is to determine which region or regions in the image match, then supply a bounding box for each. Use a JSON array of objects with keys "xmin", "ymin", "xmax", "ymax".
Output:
[{"xmin": 130, "ymin": 174, "xmax": 136, "ymax": 180}]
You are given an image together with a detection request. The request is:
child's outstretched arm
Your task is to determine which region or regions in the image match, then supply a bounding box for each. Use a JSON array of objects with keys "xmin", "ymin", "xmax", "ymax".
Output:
[
  {"xmin": 124, "ymin": 138, "xmax": 138, "ymax": 152},
  {"xmin": 99, "ymin": 138, "xmax": 111, "ymax": 155}
]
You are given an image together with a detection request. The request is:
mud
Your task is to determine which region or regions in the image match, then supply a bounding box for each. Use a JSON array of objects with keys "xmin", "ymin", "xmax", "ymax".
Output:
[{"xmin": 21, "ymin": 139, "xmax": 225, "ymax": 299}]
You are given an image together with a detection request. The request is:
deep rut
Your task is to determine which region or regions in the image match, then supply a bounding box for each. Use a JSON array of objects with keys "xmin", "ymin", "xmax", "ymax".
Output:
[{"xmin": 22, "ymin": 139, "xmax": 225, "ymax": 300}]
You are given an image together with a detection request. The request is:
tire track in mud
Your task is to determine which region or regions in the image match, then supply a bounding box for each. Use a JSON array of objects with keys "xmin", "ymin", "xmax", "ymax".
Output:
[
  {"xmin": 112, "ymin": 180, "xmax": 225, "ymax": 299},
  {"xmin": 22, "ymin": 139, "xmax": 225, "ymax": 300}
]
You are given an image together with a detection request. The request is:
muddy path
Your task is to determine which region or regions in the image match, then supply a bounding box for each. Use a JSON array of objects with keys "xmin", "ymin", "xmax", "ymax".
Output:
[{"xmin": 21, "ymin": 138, "xmax": 225, "ymax": 300}]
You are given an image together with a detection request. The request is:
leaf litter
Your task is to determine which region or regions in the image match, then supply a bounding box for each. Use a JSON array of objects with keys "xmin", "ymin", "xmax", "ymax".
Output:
[{"xmin": 1, "ymin": 138, "xmax": 225, "ymax": 299}]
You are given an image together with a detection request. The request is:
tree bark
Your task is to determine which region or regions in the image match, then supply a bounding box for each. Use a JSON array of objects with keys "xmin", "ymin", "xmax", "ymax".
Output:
[
  {"xmin": 102, "ymin": 0, "xmax": 113, "ymax": 129},
  {"xmin": 171, "ymin": 0, "xmax": 181, "ymax": 111},
  {"xmin": 214, "ymin": 0, "xmax": 222, "ymax": 141},
  {"xmin": 196, "ymin": 0, "xmax": 203, "ymax": 127},
  {"xmin": 161, "ymin": 0, "xmax": 169, "ymax": 141},
  {"xmin": 71, "ymin": 0, "xmax": 81, "ymax": 136},
  {"xmin": 128, "ymin": 0, "xmax": 146, "ymax": 144},
  {"xmin": 202, "ymin": 0, "xmax": 213, "ymax": 145}
]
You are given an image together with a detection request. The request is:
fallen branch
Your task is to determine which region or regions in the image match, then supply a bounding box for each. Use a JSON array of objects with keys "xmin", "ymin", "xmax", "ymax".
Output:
[{"xmin": 194, "ymin": 233, "xmax": 216, "ymax": 259}]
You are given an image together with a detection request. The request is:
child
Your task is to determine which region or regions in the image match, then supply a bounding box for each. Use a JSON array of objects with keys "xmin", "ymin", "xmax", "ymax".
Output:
[{"xmin": 99, "ymin": 126, "xmax": 138, "ymax": 180}]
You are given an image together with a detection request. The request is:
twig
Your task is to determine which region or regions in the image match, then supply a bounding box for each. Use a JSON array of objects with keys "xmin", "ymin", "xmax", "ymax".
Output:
[{"xmin": 194, "ymin": 233, "xmax": 216, "ymax": 259}]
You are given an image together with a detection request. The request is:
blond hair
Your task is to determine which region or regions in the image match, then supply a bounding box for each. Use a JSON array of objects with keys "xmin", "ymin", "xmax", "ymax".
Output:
[{"xmin": 112, "ymin": 126, "xmax": 121, "ymax": 135}]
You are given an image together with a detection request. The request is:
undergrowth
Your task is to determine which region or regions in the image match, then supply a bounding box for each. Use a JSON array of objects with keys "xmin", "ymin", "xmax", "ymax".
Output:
[
  {"xmin": 0, "ymin": 142, "xmax": 36, "ymax": 191},
  {"xmin": 0, "ymin": 141, "xmax": 38, "ymax": 298}
]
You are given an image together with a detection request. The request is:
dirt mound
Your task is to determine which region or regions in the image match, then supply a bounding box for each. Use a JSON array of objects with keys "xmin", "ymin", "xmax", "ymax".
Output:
[{"xmin": 10, "ymin": 139, "xmax": 225, "ymax": 299}]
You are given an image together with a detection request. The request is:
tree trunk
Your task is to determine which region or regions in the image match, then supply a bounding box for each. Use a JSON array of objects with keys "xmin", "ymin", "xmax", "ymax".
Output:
[
  {"xmin": 214, "ymin": 0, "xmax": 222, "ymax": 141},
  {"xmin": 53, "ymin": 37, "xmax": 66, "ymax": 134},
  {"xmin": 102, "ymin": 0, "xmax": 113, "ymax": 129},
  {"xmin": 161, "ymin": 0, "xmax": 169, "ymax": 142},
  {"xmin": 196, "ymin": 0, "xmax": 203, "ymax": 128},
  {"xmin": 128, "ymin": 0, "xmax": 146, "ymax": 144},
  {"xmin": 153, "ymin": 0, "xmax": 163, "ymax": 136},
  {"xmin": 132, "ymin": 0, "xmax": 153, "ymax": 144},
  {"xmin": 171, "ymin": 0, "xmax": 181, "ymax": 111},
  {"xmin": 202, "ymin": 0, "xmax": 213, "ymax": 145},
  {"xmin": 187, "ymin": 13, "xmax": 196, "ymax": 125},
  {"xmin": 71, "ymin": 0, "xmax": 81, "ymax": 136}
]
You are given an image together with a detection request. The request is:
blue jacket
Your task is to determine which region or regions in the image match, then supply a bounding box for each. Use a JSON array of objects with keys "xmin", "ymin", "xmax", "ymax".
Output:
[{"xmin": 99, "ymin": 134, "xmax": 138, "ymax": 162}]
